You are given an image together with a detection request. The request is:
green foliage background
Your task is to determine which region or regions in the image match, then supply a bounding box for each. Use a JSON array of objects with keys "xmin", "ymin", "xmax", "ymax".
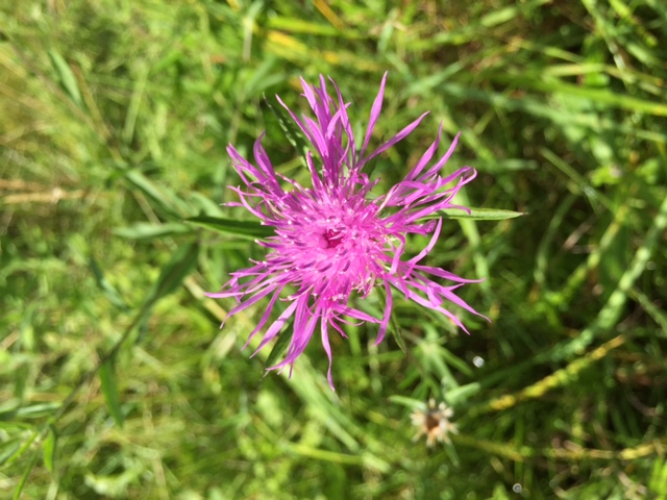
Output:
[{"xmin": 1, "ymin": 1, "xmax": 666, "ymax": 498}]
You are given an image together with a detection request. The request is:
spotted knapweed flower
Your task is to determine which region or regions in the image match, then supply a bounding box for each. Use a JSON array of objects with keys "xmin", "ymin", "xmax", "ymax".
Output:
[{"xmin": 207, "ymin": 73, "xmax": 487, "ymax": 389}]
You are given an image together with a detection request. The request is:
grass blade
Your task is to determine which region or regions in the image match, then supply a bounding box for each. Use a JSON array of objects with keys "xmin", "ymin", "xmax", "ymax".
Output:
[
  {"xmin": 186, "ymin": 215, "xmax": 274, "ymax": 239},
  {"xmin": 99, "ymin": 357, "xmax": 124, "ymax": 428},
  {"xmin": 43, "ymin": 424, "xmax": 57, "ymax": 472}
]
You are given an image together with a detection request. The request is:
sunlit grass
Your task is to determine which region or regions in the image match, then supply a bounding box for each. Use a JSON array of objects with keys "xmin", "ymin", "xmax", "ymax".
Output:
[{"xmin": 1, "ymin": 1, "xmax": 666, "ymax": 499}]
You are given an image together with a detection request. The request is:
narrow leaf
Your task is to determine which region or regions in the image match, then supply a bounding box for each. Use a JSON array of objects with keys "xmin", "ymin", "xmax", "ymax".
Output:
[
  {"xmin": 113, "ymin": 222, "xmax": 192, "ymax": 240},
  {"xmin": 0, "ymin": 431, "xmax": 37, "ymax": 468},
  {"xmin": 265, "ymin": 329, "xmax": 292, "ymax": 369},
  {"xmin": 99, "ymin": 357, "xmax": 124, "ymax": 428},
  {"xmin": 124, "ymin": 170, "xmax": 187, "ymax": 219},
  {"xmin": 437, "ymin": 207, "xmax": 525, "ymax": 221},
  {"xmin": 186, "ymin": 215, "xmax": 274, "ymax": 239},
  {"xmin": 89, "ymin": 256, "xmax": 129, "ymax": 311},
  {"xmin": 43, "ymin": 424, "xmax": 57, "ymax": 472},
  {"xmin": 47, "ymin": 50, "xmax": 82, "ymax": 107},
  {"xmin": 13, "ymin": 454, "xmax": 37, "ymax": 500},
  {"xmin": 262, "ymin": 93, "xmax": 311, "ymax": 160},
  {"xmin": 14, "ymin": 403, "xmax": 61, "ymax": 418},
  {"xmin": 0, "ymin": 442, "xmax": 21, "ymax": 467},
  {"xmin": 389, "ymin": 309, "xmax": 406, "ymax": 353},
  {"xmin": 145, "ymin": 242, "xmax": 199, "ymax": 306},
  {"xmin": 387, "ymin": 396, "xmax": 425, "ymax": 411}
]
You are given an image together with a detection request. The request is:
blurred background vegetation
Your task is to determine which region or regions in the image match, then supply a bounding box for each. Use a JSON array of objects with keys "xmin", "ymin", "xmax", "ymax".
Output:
[{"xmin": 1, "ymin": 1, "xmax": 666, "ymax": 499}]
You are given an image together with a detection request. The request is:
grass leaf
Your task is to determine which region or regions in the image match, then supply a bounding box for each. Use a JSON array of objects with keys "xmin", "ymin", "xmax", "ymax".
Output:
[
  {"xmin": 43, "ymin": 424, "xmax": 57, "ymax": 473},
  {"xmin": 99, "ymin": 357, "xmax": 124, "ymax": 428},
  {"xmin": 186, "ymin": 214, "xmax": 275, "ymax": 239},
  {"xmin": 437, "ymin": 207, "xmax": 525, "ymax": 220}
]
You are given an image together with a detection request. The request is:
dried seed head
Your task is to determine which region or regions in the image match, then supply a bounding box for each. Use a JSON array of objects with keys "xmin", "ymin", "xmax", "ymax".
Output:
[{"xmin": 411, "ymin": 399, "xmax": 458, "ymax": 447}]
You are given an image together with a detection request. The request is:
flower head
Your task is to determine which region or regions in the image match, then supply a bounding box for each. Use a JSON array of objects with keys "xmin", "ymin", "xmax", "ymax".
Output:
[
  {"xmin": 208, "ymin": 73, "xmax": 487, "ymax": 389},
  {"xmin": 411, "ymin": 399, "xmax": 458, "ymax": 446}
]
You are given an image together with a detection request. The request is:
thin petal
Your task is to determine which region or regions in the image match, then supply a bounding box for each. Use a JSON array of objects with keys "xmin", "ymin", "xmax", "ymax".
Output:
[
  {"xmin": 360, "ymin": 112, "xmax": 429, "ymax": 168},
  {"xmin": 360, "ymin": 71, "xmax": 388, "ymax": 160},
  {"xmin": 252, "ymin": 300, "xmax": 299, "ymax": 355},
  {"xmin": 375, "ymin": 281, "xmax": 393, "ymax": 345},
  {"xmin": 321, "ymin": 314, "xmax": 335, "ymax": 390}
]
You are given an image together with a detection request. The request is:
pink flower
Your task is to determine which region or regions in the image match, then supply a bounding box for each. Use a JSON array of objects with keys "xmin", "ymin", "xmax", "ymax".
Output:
[{"xmin": 207, "ymin": 74, "xmax": 488, "ymax": 389}]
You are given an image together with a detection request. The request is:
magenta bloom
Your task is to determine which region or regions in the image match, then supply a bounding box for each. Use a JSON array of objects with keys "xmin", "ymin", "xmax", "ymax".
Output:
[{"xmin": 208, "ymin": 73, "xmax": 487, "ymax": 389}]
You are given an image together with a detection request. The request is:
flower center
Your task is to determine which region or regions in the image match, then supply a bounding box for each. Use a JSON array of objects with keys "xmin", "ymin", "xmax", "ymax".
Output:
[
  {"xmin": 322, "ymin": 228, "xmax": 344, "ymax": 249},
  {"xmin": 269, "ymin": 191, "xmax": 393, "ymax": 300}
]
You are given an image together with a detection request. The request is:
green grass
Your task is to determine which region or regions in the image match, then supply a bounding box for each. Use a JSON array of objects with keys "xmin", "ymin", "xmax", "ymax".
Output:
[{"xmin": 1, "ymin": 1, "xmax": 666, "ymax": 499}]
